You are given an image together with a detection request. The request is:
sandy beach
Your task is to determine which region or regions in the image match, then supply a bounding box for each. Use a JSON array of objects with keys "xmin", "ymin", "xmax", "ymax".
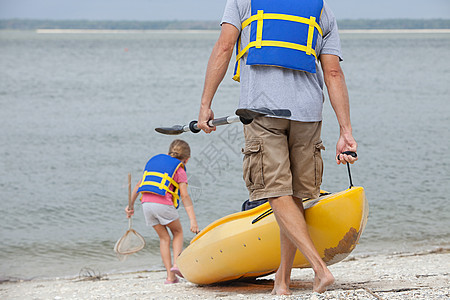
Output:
[{"xmin": 2, "ymin": 249, "xmax": 448, "ymax": 300}]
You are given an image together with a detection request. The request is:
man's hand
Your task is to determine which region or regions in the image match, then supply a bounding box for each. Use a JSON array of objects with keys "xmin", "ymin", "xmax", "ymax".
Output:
[
  {"xmin": 197, "ymin": 107, "xmax": 216, "ymax": 133},
  {"xmin": 336, "ymin": 132, "xmax": 358, "ymax": 165}
]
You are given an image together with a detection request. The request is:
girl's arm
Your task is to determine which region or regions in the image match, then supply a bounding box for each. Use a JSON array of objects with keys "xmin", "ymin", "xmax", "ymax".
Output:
[
  {"xmin": 179, "ymin": 182, "xmax": 199, "ymax": 233},
  {"xmin": 125, "ymin": 179, "xmax": 142, "ymax": 218}
]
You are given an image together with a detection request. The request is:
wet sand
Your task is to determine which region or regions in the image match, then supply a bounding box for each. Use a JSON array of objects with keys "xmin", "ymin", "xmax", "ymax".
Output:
[{"xmin": 1, "ymin": 249, "xmax": 448, "ymax": 299}]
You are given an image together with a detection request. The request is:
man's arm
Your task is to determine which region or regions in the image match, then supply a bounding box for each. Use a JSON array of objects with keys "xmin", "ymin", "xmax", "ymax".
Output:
[
  {"xmin": 320, "ymin": 54, "xmax": 358, "ymax": 164},
  {"xmin": 198, "ymin": 23, "xmax": 240, "ymax": 133}
]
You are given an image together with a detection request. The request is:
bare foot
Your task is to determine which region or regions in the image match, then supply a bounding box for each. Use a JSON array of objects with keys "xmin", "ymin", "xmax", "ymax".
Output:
[
  {"xmin": 271, "ymin": 270, "xmax": 292, "ymax": 295},
  {"xmin": 164, "ymin": 277, "xmax": 179, "ymax": 284},
  {"xmin": 271, "ymin": 286, "xmax": 292, "ymax": 296},
  {"xmin": 165, "ymin": 270, "xmax": 177, "ymax": 283},
  {"xmin": 313, "ymin": 272, "xmax": 335, "ymax": 293}
]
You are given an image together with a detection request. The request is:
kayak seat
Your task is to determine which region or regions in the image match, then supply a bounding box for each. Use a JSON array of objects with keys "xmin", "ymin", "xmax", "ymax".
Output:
[
  {"xmin": 241, "ymin": 192, "xmax": 332, "ymax": 211},
  {"xmin": 241, "ymin": 198, "xmax": 268, "ymax": 211}
]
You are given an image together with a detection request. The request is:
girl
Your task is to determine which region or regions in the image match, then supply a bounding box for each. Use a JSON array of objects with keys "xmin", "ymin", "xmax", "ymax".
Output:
[{"xmin": 125, "ymin": 139, "xmax": 199, "ymax": 284}]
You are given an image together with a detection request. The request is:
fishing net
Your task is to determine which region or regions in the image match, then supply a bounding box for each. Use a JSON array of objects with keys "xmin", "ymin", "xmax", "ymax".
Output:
[
  {"xmin": 114, "ymin": 218, "xmax": 146, "ymax": 256},
  {"xmin": 114, "ymin": 173, "xmax": 146, "ymax": 261}
]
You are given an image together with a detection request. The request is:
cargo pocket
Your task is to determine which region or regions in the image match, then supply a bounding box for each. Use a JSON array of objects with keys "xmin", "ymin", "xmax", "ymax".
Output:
[
  {"xmin": 314, "ymin": 141, "xmax": 325, "ymax": 188},
  {"xmin": 242, "ymin": 139, "xmax": 264, "ymax": 191}
]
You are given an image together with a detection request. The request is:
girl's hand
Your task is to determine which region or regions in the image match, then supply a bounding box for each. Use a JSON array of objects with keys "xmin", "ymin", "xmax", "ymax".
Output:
[
  {"xmin": 190, "ymin": 222, "xmax": 199, "ymax": 234},
  {"xmin": 125, "ymin": 205, "xmax": 134, "ymax": 218}
]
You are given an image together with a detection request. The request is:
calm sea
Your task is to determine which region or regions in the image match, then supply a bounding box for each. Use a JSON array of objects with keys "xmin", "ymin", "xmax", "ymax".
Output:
[{"xmin": 0, "ymin": 30, "xmax": 449, "ymax": 281}]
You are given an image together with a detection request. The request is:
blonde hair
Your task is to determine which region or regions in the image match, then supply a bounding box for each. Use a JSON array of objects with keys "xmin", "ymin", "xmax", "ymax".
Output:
[{"xmin": 168, "ymin": 139, "xmax": 191, "ymax": 161}]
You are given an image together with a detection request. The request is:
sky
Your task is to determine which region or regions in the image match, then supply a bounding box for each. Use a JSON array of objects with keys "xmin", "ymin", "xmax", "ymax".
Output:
[{"xmin": 0, "ymin": 0, "xmax": 449, "ymax": 21}]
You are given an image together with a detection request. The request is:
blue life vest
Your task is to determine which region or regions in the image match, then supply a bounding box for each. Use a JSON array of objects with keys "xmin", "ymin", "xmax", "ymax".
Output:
[
  {"xmin": 233, "ymin": 0, "xmax": 324, "ymax": 82},
  {"xmin": 137, "ymin": 154, "xmax": 185, "ymax": 209}
]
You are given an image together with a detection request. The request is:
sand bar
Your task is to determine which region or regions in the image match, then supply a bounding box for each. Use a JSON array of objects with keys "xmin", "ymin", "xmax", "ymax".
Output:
[{"xmin": 1, "ymin": 249, "xmax": 448, "ymax": 299}]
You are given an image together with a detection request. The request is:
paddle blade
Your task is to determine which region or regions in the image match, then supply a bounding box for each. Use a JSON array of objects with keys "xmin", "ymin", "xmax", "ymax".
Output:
[
  {"xmin": 272, "ymin": 109, "xmax": 292, "ymax": 117},
  {"xmin": 155, "ymin": 125, "xmax": 185, "ymax": 135},
  {"xmin": 235, "ymin": 107, "xmax": 291, "ymax": 120}
]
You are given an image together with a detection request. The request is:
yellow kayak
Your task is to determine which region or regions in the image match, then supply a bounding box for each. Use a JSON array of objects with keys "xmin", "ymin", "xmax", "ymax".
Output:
[{"xmin": 177, "ymin": 186, "xmax": 368, "ymax": 285}]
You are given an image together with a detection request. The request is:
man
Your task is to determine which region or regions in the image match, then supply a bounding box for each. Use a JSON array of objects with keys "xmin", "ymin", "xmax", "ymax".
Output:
[{"xmin": 197, "ymin": 0, "xmax": 358, "ymax": 295}]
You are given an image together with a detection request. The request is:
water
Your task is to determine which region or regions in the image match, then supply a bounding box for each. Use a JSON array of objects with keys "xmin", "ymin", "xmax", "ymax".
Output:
[{"xmin": 0, "ymin": 30, "xmax": 449, "ymax": 281}]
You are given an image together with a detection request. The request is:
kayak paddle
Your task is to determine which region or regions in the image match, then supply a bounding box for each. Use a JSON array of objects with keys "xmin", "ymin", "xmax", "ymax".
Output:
[{"xmin": 155, "ymin": 107, "xmax": 291, "ymax": 135}]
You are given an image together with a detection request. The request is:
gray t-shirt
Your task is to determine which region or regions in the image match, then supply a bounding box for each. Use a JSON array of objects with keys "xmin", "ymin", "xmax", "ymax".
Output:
[{"xmin": 221, "ymin": 0, "xmax": 342, "ymax": 122}]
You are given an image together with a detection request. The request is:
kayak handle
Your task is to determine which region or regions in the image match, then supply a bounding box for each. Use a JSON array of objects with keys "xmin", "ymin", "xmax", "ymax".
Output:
[
  {"xmin": 155, "ymin": 107, "xmax": 291, "ymax": 135},
  {"xmin": 337, "ymin": 151, "xmax": 357, "ymax": 188},
  {"xmin": 336, "ymin": 151, "xmax": 357, "ymax": 161}
]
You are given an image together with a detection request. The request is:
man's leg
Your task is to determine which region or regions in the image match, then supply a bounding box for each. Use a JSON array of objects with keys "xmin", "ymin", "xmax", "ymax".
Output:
[
  {"xmin": 243, "ymin": 118, "xmax": 332, "ymax": 292},
  {"xmin": 271, "ymin": 197, "xmax": 308, "ymax": 295},
  {"xmin": 272, "ymin": 227, "xmax": 297, "ymax": 295},
  {"xmin": 269, "ymin": 195, "xmax": 335, "ymax": 294}
]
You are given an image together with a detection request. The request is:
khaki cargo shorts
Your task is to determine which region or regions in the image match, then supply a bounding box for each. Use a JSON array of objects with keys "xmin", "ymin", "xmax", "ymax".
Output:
[{"xmin": 242, "ymin": 117, "xmax": 325, "ymax": 201}]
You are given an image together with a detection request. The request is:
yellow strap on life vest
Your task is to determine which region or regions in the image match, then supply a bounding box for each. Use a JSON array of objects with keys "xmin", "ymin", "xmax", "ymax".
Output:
[
  {"xmin": 306, "ymin": 16, "xmax": 316, "ymax": 55},
  {"xmin": 232, "ymin": 35, "xmax": 243, "ymax": 82},
  {"xmin": 241, "ymin": 12, "xmax": 323, "ymax": 35},
  {"xmin": 233, "ymin": 10, "xmax": 323, "ymax": 82},
  {"xmin": 255, "ymin": 10, "xmax": 264, "ymax": 48},
  {"xmin": 237, "ymin": 40, "xmax": 318, "ymax": 61},
  {"xmin": 141, "ymin": 171, "xmax": 180, "ymax": 202}
]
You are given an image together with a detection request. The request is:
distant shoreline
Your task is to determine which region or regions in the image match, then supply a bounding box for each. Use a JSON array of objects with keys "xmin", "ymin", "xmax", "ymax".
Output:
[
  {"xmin": 33, "ymin": 28, "xmax": 450, "ymax": 34},
  {"xmin": 1, "ymin": 18, "xmax": 449, "ymax": 31},
  {"xmin": 339, "ymin": 29, "xmax": 450, "ymax": 34},
  {"xmin": 35, "ymin": 29, "xmax": 219, "ymax": 34}
]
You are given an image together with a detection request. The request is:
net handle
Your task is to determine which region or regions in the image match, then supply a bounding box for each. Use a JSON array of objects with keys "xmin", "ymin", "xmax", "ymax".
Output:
[
  {"xmin": 128, "ymin": 173, "xmax": 133, "ymax": 230},
  {"xmin": 128, "ymin": 173, "xmax": 132, "ymax": 208}
]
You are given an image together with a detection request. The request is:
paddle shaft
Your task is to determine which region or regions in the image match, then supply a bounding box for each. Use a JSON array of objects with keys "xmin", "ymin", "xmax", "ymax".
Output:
[
  {"xmin": 199, "ymin": 115, "xmax": 240, "ymax": 129},
  {"xmin": 184, "ymin": 115, "xmax": 241, "ymax": 134}
]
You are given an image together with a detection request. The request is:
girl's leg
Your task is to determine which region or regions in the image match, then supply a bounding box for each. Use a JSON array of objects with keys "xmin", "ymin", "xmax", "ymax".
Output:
[
  {"xmin": 166, "ymin": 219, "xmax": 183, "ymax": 268},
  {"xmin": 153, "ymin": 224, "xmax": 176, "ymax": 282}
]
